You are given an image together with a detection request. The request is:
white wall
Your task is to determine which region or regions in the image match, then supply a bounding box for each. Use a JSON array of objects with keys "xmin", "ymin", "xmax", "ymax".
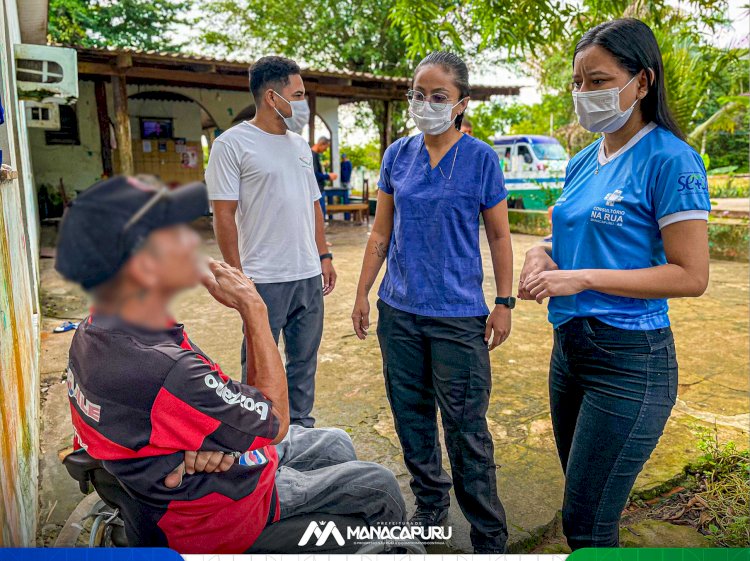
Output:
[
  {"xmin": 317, "ymin": 97, "xmax": 340, "ymax": 186},
  {"xmin": 0, "ymin": 0, "xmax": 42, "ymax": 546},
  {"xmin": 129, "ymin": 98, "xmax": 202, "ymax": 141},
  {"xmin": 28, "ymin": 81, "xmax": 104, "ymax": 194}
]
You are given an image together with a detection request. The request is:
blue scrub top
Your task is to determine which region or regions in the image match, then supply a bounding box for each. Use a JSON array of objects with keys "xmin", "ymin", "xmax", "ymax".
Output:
[
  {"xmin": 550, "ymin": 123, "xmax": 711, "ymax": 331},
  {"xmin": 377, "ymin": 133, "xmax": 507, "ymax": 317}
]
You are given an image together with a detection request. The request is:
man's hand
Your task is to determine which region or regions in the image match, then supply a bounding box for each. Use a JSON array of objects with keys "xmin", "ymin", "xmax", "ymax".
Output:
[
  {"xmin": 484, "ymin": 305, "xmax": 511, "ymax": 350},
  {"xmin": 202, "ymin": 259, "xmax": 265, "ymax": 312},
  {"xmin": 329, "ymin": 172, "xmax": 338, "ymax": 181},
  {"xmin": 164, "ymin": 451, "xmax": 236, "ymax": 489},
  {"xmin": 322, "ymin": 259, "xmax": 337, "ymax": 295}
]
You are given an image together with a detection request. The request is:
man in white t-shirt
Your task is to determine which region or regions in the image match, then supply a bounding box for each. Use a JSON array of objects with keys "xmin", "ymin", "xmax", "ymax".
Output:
[{"xmin": 205, "ymin": 56, "xmax": 336, "ymax": 428}]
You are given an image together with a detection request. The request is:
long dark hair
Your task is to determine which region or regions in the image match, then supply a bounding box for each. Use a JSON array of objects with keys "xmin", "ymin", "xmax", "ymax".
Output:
[
  {"xmin": 415, "ymin": 51, "xmax": 471, "ymax": 130},
  {"xmin": 575, "ymin": 18, "xmax": 684, "ymax": 140}
]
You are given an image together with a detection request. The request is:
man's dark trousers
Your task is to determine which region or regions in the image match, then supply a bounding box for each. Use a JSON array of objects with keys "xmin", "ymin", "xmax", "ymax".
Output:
[{"xmin": 241, "ymin": 275, "xmax": 323, "ymax": 427}]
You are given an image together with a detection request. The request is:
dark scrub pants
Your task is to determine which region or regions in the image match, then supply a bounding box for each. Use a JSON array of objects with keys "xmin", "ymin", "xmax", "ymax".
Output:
[
  {"xmin": 241, "ymin": 276, "xmax": 323, "ymax": 428},
  {"xmin": 549, "ymin": 317, "xmax": 677, "ymax": 549},
  {"xmin": 376, "ymin": 299, "xmax": 508, "ymax": 551}
]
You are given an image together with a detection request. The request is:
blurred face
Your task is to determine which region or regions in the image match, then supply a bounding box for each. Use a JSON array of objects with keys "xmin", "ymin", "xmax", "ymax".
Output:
[
  {"xmin": 267, "ymin": 74, "xmax": 305, "ymax": 119},
  {"xmin": 572, "ymin": 45, "xmax": 647, "ymax": 111},
  {"xmin": 126, "ymin": 225, "xmax": 203, "ymax": 294},
  {"xmin": 411, "ymin": 64, "xmax": 468, "ymax": 123}
]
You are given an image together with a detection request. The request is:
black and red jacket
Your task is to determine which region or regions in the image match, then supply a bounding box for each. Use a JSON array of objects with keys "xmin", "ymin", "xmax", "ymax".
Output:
[{"xmin": 67, "ymin": 314, "xmax": 280, "ymax": 553}]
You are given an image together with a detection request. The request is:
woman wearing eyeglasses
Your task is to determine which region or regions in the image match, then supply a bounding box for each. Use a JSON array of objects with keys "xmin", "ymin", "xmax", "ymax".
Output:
[
  {"xmin": 518, "ymin": 19, "xmax": 710, "ymax": 549},
  {"xmin": 351, "ymin": 51, "xmax": 513, "ymax": 553}
]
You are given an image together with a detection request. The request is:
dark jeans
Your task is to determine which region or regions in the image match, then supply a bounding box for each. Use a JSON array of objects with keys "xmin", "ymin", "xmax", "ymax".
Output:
[
  {"xmin": 241, "ymin": 276, "xmax": 323, "ymax": 428},
  {"xmin": 550, "ymin": 317, "xmax": 677, "ymax": 550},
  {"xmin": 376, "ymin": 299, "xmax": 508, "ymax": 551}
]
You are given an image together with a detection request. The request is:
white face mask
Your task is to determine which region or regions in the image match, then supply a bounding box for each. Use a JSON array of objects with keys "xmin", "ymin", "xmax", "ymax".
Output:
[
  {"xmin": 572, "ymin": 75, "xmax": 639, "ymax": 133},
  {"xmin": 272, "ymin": 91, "xmax": 310, "ymax": 134},
  {"xmin": 409, "ymin": 98, "xmax": 465, "ymax": 136}
]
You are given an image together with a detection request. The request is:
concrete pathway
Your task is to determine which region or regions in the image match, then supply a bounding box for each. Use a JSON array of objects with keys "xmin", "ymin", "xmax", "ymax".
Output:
[{"xmin": 37, "ymin": 224, "xmax": 749, "ymax": 550}]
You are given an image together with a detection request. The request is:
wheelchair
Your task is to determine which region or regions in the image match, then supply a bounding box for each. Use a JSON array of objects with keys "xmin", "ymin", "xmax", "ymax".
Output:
[{"xmin": 57, "ymin": 448, "xmax": 424, "ymax": 553}]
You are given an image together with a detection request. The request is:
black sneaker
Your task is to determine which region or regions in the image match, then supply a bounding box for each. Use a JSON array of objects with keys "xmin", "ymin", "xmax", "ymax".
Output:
[{"xmin": 408, "ymin": 505, "xmax": 449, "ymax": 527}]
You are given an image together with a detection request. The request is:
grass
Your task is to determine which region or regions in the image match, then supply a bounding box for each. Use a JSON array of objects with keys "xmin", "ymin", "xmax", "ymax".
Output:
[{"xmin": 689, "ymin": 425, "xmax": 750, "ymax": 547}]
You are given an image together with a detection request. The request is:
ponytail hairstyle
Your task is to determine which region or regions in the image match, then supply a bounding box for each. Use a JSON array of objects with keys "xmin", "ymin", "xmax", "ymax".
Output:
[
  {"xmin": 574, "ymin": 18, "xmax": 684, "ymax": 140},
  {"xmin": 415, "ymin": 51, "xmax": 471, "ymax": 130}
]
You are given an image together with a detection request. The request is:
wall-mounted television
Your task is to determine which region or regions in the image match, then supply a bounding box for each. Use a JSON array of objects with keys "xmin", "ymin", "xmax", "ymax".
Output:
[{"xmin": 140, "ymin": 118, "xmax": 173, "ymax": 139}]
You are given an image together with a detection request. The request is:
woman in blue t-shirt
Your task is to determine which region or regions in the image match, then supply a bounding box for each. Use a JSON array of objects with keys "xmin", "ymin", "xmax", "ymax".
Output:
[
  {"xmin": 352, "ymin": 51, "xmax": 514, "ymax": 553},
  {"xmin": 518, "ymin": 19, "xmax": 711, "ymax": 549}
]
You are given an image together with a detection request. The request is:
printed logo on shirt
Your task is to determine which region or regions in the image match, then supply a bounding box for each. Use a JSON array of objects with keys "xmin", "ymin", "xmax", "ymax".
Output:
[
  {"xmin": 67, "ymin": 368, "xmax": 102, "ymax": 422},
  {"xmin": 590, "ymin": 189, "xmax": 625, "ymax": 226},
  {"xmin": 238, "ymin": 449, "xmax": 269, "ymax": 466},
  {"xmin": 604, "ymin": 189, "xmax": 624, "ymax": 206},
  {"xmin": 203, "ymin": 373, "xmax": 270, "ymax": 420},
  {"xmin": 298, "ymin": 156, "xmax": 313, "ymax": 168},
  {"xmin": 677, "ymin": 172, "xmax": 707, "ymax": 194}
]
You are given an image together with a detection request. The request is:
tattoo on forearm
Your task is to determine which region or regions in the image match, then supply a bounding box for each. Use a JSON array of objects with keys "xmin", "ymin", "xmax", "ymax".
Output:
[{"xmin": 371, "ymin": 241, "xmax": 388, "ymax": 259}]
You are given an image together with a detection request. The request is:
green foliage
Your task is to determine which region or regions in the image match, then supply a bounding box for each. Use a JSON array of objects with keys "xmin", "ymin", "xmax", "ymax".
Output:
[
  {"xmin": 199, "ymin": 0, "xmax": 418, "ymax": 147},
  {"xmin": 705, "ymin": 131, "xmax": 750, "ymax": 173},
  {"xmin": 707, "ymin": 220, "xmax": 750, "ymax": 262},
  {"xmin": 200, "ymin": 0, "xmax": 414, "ymax": 76},
  {"xmin": 341, "ymin": 140, "xmax": 382, "ymax": 171},
  {"xmin": 708, "ymin": 175, "xmax": 750, "ymax": 198},
  {"xmin": 48, "ymin": 0, "xmax": 190, "ymax": 51},
  {"xmin": 440, "ymin": 0, "xmax": 747, "ymax": 161},
  {"xmin": 507, "ymin": 210, "xmax": 551, "ymax": 236}
]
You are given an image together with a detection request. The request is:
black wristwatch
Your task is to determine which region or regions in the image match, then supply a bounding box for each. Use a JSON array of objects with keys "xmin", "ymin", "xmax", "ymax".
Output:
[
  {"xmin": 319, "ymin": 253, "xmax": 333, "ymax": 261},
  {"xmin": 495, "ymin": 296, "xmax": 516, "ymax": 309}
]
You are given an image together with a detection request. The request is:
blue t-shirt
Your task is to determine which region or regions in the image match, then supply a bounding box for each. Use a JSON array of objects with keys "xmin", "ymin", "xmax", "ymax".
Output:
[
  {"xmin": 377, "ymin": 133, "xmax": 507, "ymax": 317},
  {"xmin": 549, "ymin": 123, "xmax": 710, "ymax": 330}
]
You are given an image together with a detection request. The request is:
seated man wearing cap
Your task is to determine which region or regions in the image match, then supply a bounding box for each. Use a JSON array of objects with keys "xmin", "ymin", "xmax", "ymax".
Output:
[{"xmin": 56, "ymin": 176, "xmax": 405, "ymax": 553}]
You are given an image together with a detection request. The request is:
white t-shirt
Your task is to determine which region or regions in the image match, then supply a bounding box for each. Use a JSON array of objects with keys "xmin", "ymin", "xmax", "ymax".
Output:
[{"xmin": 205, "ymin": 122, "xmax": 322, "ymax": 283}]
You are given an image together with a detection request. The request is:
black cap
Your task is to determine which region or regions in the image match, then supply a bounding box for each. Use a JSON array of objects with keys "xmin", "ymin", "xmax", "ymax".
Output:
[{"xmin": 55, "ymin": 176, "xmax": 209, "ymax": 289}]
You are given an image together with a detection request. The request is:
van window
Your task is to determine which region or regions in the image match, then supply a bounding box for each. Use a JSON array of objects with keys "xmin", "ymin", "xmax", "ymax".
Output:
[
  {"xmin": 532, "ymin": 142, "xmax": 568, "ymax": 161},
  {"xmin": 517, "ymin": 145, "xmax": 534, "ymax": 164}
]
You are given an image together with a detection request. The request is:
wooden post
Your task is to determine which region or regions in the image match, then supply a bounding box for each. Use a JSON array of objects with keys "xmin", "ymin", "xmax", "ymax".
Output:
[
  {"xmin": 94, "ymin": 80, "xmax": 113, "ymax": 177},
  {"xmin": 380, "ymin": 99, "xmax": 393, "ymax": 161},
  {"xmin": 111, "ymin": 73, "xmax": 133, "ymax": 175},
  {"xmin": 307, "ymin": 91, "xmax": 317, "ymax": 145}
]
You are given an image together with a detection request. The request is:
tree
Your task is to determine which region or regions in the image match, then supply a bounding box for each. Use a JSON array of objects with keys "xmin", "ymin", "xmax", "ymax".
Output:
[
  {"xmin": 48, "ymin": 0, "xmax": 191, "ymax": 52},
  {"xmin": 200, "ymin": 0, "xmax": 424, "ymax": 147},
  {"xmin": 464, "ymin": 0, "xmax": 747, "ymax": 160},
  {"xmin": 200, "ymin": 0, "xmax": 414, "ymax": 75}
]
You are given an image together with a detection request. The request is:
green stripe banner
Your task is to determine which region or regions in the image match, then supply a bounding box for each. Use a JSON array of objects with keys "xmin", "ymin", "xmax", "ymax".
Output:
[{"xmin": 569, "ymin": 549, "xmax": 750, "ymax": 561}]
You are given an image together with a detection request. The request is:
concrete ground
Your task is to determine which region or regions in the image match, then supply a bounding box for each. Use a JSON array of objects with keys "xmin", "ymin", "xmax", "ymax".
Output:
[{"xmin": 36, "ymin": 222, "xmax": 749, "ymax": 551}]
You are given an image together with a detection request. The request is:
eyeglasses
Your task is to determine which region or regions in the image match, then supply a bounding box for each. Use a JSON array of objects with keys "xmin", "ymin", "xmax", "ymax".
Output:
[{"xmin": 406, "ymin": 90, "xmax": 456, "ymax": 111}]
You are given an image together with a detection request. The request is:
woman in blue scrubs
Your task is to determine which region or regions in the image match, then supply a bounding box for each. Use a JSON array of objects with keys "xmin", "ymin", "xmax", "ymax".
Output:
[
  {"xmin": 352, "ymin": 51, "xmax": 513, "ymax": 553},
  {"xmin": 518, "ymin": 18, "xmax": 711, "ymax": 549}
]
